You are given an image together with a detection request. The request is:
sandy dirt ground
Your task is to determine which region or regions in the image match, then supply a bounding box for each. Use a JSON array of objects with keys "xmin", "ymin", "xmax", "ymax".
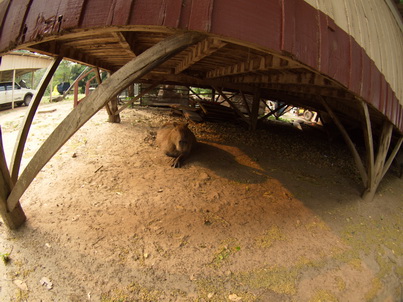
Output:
[{"xmin": 0, "ymin": 100, "xmax": 402, "ymax": 302}]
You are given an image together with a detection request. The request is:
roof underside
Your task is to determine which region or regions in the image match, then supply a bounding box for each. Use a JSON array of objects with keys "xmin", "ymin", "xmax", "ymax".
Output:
[{"xmin": 0, "ymin": 0, "xmax": 402, "ymax": 137}]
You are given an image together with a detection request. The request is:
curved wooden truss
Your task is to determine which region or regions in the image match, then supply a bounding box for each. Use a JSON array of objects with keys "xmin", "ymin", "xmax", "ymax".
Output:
[{"xmin": 0, "ymin": 32, "xmax": 204, "ymax": 229}]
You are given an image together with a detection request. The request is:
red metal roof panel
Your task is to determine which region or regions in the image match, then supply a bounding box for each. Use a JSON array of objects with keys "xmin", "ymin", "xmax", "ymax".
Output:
[
  {"xmin": 211, "ymin": 0, "xmax": 282, "ymax": 52},
  {"xmin": 349, "ymin": 38, "xmax": 363, "ymax": 96},
  {"xmin": 282, "ymin": 0, "xmax": 320, "ymax": 70},
  {"xmin": 319, "ymin": 13, "xmax": 350, "ymax": 89}
]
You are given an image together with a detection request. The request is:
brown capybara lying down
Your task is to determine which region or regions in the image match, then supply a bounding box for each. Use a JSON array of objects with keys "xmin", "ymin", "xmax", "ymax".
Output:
[{"xmin": 156, "ymin": 122, "xmax": 196, "ymax": 168}]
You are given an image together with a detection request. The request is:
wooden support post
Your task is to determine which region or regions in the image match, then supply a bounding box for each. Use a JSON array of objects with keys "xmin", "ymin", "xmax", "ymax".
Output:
[
  {"xmin": 359, "ymin": 101, "xmax": 375, "ymax": 189},
  {"xmin": 250, "ymin": 89, "xmax": 261, "ymax": 130},
  {"xmin": 74, "ymin": 81, "xmax": 79, "ymax": 107},
  {"xmin": 63, "ymin": 66, "xmax": 89, "ymax": 98},
  {"xmin": 93, "ymin": 67, "xmax": 113, "ymax": 116},
  {"xmin": 362, "ymin": 121, "xmax": 394, "ymax": 201},
  {"xmin": 381, "ymin": 136, "xmax": 403, "ymax": 180},
  {"xmin": 10, "ymin": 56, "xmax": 62, "ymax": 183},
  {"xmin": 6, "ymin": 32, "xmax": 204, "ymax": 214},
  {"xmin": 240, "ymin": 91, "xmax": 251, "ymax": 115},
  {"xmin": 319, "ymin": 96, "xmax": 368, "ymax": 186},
  {"xmin": 108, "ymin": 97, "xmax": 121, "ymax": 123},
  {"xmin": 0, "ymin": 128, "xmax": 26, "ymax": 229}
]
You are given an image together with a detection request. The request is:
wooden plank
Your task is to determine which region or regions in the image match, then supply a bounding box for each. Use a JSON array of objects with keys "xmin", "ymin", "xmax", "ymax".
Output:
[
  {"xmin": 10, "ymin": 56, "xmax": 62, "ymax": 183},
  {"xmin": 175, "ymin": 38, "xmax": 226, "ymax": 74},
  {"xmin": 206, "ymin": 55, "xmax": 300, "ymax": 79},
  {"xmin": 227, "ymin": 73, "xmax": 336, "ymax": 87},
  {"xmin": 7, "ymin": 32, "xmax": 204, "ymax": 212}
]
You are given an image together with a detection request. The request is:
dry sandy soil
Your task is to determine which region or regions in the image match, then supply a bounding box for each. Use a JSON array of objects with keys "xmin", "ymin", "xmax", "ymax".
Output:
[{"xmin": 0, "ymin": 100, "xmax": 402, "ymax": 302}]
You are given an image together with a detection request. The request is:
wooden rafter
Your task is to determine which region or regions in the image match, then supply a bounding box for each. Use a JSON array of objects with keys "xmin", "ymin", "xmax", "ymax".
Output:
[
  {"xmin": 112, "ymin": 32, "xmax": 136, "ymax": 58},
  {"xmin": 228, "ymin": 73, "xmax": 336, "ymax": 87},
  {"xmin": 261, "ymin": 84, "xmax": 353, "ymax": 100},
  {"xmin": 31, "ymin": 41, "xmax": 115, "ymax": 71},
  {"xmin": 175, "ymin": 37, "xmax": 226, "ymax": 74},
  {"xmin": 206, "ymin": 55, "xmax": 300, "ymax": 78}
]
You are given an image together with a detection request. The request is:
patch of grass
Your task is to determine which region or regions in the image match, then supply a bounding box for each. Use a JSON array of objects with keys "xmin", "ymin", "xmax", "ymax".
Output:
[
  {"xmin": 309, "ymin": 289, "xmax": 338, "ymax": 302},
  {"xmin": 101, "ymin": 282, "xmax": 162, "ymax": 302},
  {"xmin": 236, "ymin": 266, "xmax": 298, "ymax": 295},
  {"xmin": 365, "ymin": 278, "xmax": 382, "ymax": 301},
  {"xmin": 255, "ymin": 226, "xmax": 286, "ymax": 248},
  {"xmin": 2, "ymin": 120, "xmax": 20, "ymax": 132},
  {"xmin": 337, "ymin": 213, "xmax": 403, "ymax": 299},
  {"xmin": 1, "ymin": 252, "xmax": 11, "ymax": 264},
  {"xmin": 211, "ymin": 244, "xmax": 241, "ymax": 268}
]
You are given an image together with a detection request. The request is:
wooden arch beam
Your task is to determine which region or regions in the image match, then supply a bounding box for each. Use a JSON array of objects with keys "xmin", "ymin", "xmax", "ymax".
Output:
[
  {"xmin": 10, "ymin": 56, "xmax": 62, "ymax": 183},
  {"xmin": 6, "ymin": 31, "xmax": 204, "ymax": 213}
]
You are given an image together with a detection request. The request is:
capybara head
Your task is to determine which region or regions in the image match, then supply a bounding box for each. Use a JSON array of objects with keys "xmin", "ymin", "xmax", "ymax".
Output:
[{"xmin": 172, "ymin": 122, "xmax": 194, "ymax": 152}]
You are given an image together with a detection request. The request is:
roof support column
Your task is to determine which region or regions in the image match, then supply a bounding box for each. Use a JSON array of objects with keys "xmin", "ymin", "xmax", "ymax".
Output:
[
  {"xmin": 320, "ymin": 96, "xmax": 403, "ymax": 201},
  {"xmin": 362, "ymin": 122, "xmax": 402, "ymax": 201},
  {"xmin": 0, "ymin": 129, "xmax": 26, "ymax": 229},
  {"xmin": 108, "ymin": 96, "xmax": 121, "ymax": 123},
  {"xmin": 5, "ymin": 32, "xmax": 204, "ymax": 223},
  {"xmin": 249, "ymin": 89, "xmax": 261, "ymax": 131}
]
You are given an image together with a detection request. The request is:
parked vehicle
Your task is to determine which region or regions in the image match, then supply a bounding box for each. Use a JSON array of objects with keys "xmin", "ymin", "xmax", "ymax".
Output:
[{"xmin": 0, "ymin": 81, "xmax": 36, "ymax": 107}]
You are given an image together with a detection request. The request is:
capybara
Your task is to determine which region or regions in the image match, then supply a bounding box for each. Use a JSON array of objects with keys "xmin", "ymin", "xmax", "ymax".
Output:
[{"xmin": 156, "ymin": 122, "xmax": 196, "ymax": 168}]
